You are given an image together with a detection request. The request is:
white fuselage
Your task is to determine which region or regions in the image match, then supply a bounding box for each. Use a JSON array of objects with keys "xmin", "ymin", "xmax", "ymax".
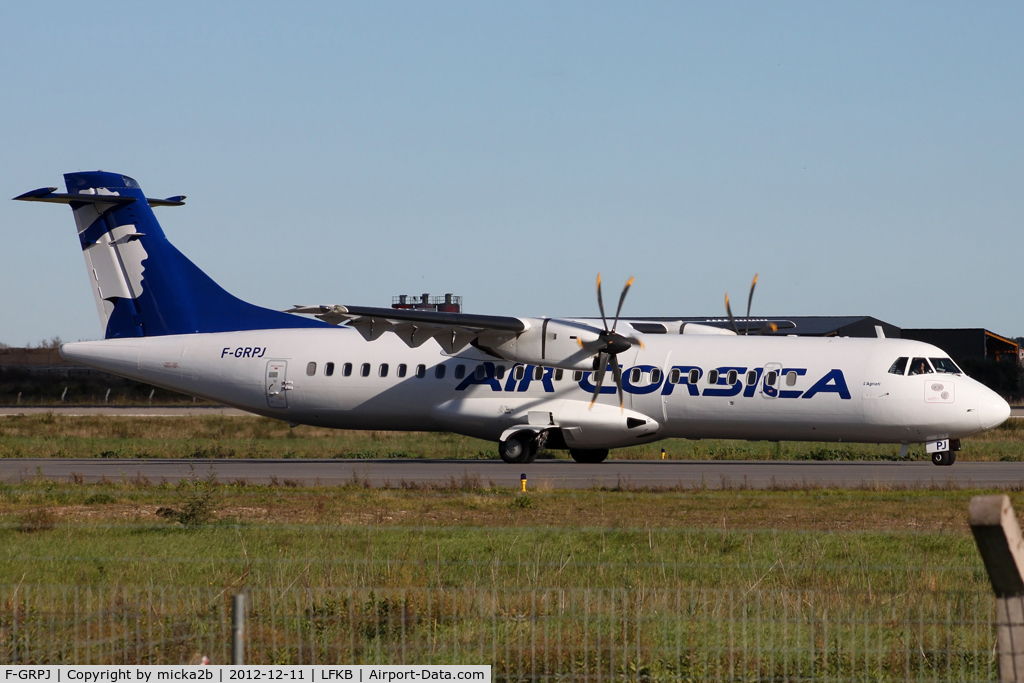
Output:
[{"xmin": 60, "ymin": 327, "xmax": 1010, "ymax": 450}]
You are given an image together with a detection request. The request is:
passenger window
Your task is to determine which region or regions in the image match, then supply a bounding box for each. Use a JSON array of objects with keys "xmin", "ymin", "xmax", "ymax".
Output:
[
  {"xmin": 474, "ymin": 365, "xmax": 486, "ymax": 380},
  {"xmin": 534, "ymin": 366, "xmax": 543, "ymax": 381},
  {"xmin": 513, "ymin": 366, "xmax": 525, "ymax": 381},
  {"xmin": 360, "ymin": 363, "xmax": 370, "ymax": 377},
  {"xmin": 785, "ymin": 371, "xmax": 797, "ymax": 386},
  {"xmin": 688, "ymin": 369, "xmax": 700, "ymax": 385},
  {"xmin": 908, "ymin": 358, "xmax": 933, "ymax": 376},
  {"xmin": 496, "ymin": 365, "xmax": 506, "ymax": 380},
  {"xmin": 435, "ymin": 365, "xmax": 446, "ymax": 379},
  {"xmin": 651, "ymin": 368, "xmax": 662, "ymax": 384},
  {"xmin": 397, "ymin": 364, "xmax": 407, "ymax": 378},
  {"xmin": 554, "ymin": 368, "xmax": 564, "ymax": 381},
  {"xmin": 630, "ymin": 368, "xmax": 642, "ymax": 383},
  {"xmin": 343, "ymin": 363, "xmax": 353, "ymax": 377},
  {"xmin": 306, "ymin": 362, "xmax": 316, "ymax": 376},
  {"xmin": 930, "ymin": 358, "xmax": 961, "ymax": 374},
  {"xmin": 325, "ymin": 362, "xmax": 335, "ymax": 377},
  {"xmin": 746, "ymin": 370, "xmax": 757, "ymax": 385},
  {"xmin": 669, "ymin": 368, "xmax": 680, "ymax": 384},
  {"xmin": 379, "ymin": 363, "xmax": 389, "ymax": 378},
  {"xmin": 573, "ymin": 370, "xmax": 583, "ymax": 382},
  {"xmin": 888, "ymin": 357, "xmax": 908, "ymax": 375},
  {"xmin": 455, "ymin": 365, "xmax": 466, "ymax": 379},
  {"xmin": 726, "ymin": 370, "xmax": 738, "ymax": 385},
  {"xmin": 707, "ymin": 370, "xmax": 720, "ymax": 384},
  {"xmin": 765, "ymin": 371, "xmax": 778, "ymax": 386},
  {"xmin": 415, "ymin": 364, "xmax": 426, "ymax": 378}
]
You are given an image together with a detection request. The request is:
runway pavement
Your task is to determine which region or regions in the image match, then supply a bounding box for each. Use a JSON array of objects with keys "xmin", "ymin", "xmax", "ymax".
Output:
[
  {"xmin": 0, "ymin": 406, "xmax": 252, "ymax": 416},
  {"xmin": 1, "ymin": 406, "xmax": 1021, "ymax": 489},
  {"xmin": 2, "ymin": 458, "xmax": 1022, "ymax": 489},
  {"xmin": 2, "ymin": 406, "xmax": 1022, "ymax": 418}
]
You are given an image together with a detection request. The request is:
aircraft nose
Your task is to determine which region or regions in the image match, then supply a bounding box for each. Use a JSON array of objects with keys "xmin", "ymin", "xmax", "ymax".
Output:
[{"xmin": 977, "ymin": 390, "xmax": 1011, "ymax": 431}]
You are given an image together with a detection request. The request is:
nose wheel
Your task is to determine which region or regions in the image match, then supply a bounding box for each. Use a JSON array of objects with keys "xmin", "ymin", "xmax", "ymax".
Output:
[{"xmin": 931, "ymin": 451, "xmax": 956, "ymax": 466}]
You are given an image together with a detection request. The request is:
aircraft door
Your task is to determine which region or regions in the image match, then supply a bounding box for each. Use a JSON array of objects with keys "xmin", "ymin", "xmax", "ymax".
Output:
[
  {"xmin": 761, "ymin": 363, "xmax": 783, "ymax": 398},
  {"xmin": 266, "ymin": 360, "xmax": 289, "ymax": 408}
]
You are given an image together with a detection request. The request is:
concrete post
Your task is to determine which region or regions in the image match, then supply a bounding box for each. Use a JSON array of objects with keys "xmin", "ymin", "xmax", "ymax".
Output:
[
  {"xmin": 969, "ymin": 495, "xmax": 1024, "ymax": 682},
  {"xmin": 232, "ymin": 593, "xmax": 245, "ymax": 665}
]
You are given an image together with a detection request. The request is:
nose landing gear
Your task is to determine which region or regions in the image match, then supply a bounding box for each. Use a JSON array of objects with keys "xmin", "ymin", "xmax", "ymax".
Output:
[{"xmin": 931, "ymin": 450, "xmax": 956, "ymax": 466}]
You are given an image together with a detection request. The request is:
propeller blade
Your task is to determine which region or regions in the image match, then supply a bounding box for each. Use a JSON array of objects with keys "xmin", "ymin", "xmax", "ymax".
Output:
[
  {"xmin": 589, "ymin": 352, "xmax": 608, "ymax": 409},
  {"xmin": 745, "ymin": 273, "xmax": 758, "ymax": 336},
  {"xmin": 596, "ymin": 273, "xmax": 608, "ymax": 332},
  {"xmin": 758, "ymin": 322, "xmax": 778, "ymax": 335},
  {"xmin": 611, "ymin": 355, "xmax": 624, "ymax": 411},
  {"xmin": 725, "ymin": 293, "xmax": 740, "ymax": 335},
  {"xmin": 611, "ymin": 276, "xmax": 634, "ymax": 332}
]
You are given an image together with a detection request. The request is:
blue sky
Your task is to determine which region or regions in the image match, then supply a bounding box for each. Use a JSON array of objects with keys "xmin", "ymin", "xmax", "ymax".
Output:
[{"xmin": 1, "ymin": 2, "xmax": 1021, "ymax": 345}]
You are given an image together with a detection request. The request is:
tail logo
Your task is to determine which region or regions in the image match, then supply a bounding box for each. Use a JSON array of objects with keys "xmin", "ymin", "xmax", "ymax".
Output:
[{"xmin": 85, "ymin": 223, "xmax": 148, "ymax": 311}]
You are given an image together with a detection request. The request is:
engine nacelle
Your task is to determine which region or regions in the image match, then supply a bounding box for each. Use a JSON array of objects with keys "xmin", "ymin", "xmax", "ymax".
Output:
[{"xmin": 478, "ymin": 318, "xmax": 606, "ymax": 371}]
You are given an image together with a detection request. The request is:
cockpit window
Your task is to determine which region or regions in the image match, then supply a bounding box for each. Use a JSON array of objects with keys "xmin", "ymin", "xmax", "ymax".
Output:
[
  {"xmin": 930, "ymin": 357, "xmax": 961, "ymax": 374},
  {"xmin": 888, "ymin": 357, "xmax": 908, "ymax": 375},
  {"xmin": 908, "ymin": 357, "xmax": 933, "ymax": 376}
]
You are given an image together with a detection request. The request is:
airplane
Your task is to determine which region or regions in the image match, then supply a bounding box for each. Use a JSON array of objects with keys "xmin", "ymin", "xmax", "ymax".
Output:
[{"xmin": 14, "ymin": 171, "xmax": 1011, "ymax": 467}]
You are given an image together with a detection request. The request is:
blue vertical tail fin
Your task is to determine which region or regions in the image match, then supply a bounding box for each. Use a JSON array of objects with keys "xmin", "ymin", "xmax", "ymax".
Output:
[{"xmin": 15, "ymin": 171, "xmax": 327, "ymax": 338}]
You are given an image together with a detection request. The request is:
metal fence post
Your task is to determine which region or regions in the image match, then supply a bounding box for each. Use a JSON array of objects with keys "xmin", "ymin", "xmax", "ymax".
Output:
[
  {"xmin": 969, "ymin": 495, "xmax": 1024, "ymax": 682},
  {"xmin": 232, "ymin": 593, "xmax": 246, "ymax": 665}
]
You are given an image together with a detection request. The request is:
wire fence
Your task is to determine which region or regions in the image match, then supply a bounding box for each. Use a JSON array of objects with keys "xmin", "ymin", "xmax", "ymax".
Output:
[{"xmin": 0, "ymin": 584, "xmax": 997, "ymax": 680}]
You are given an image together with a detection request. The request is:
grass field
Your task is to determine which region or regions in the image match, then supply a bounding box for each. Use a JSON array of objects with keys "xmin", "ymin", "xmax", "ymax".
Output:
[
  {"xmin": 0, "ymin": 479, "xmax": 1002, "ymax": 675},
  {"xmin": 0, "ymin": 414, "xmax": 1015, "ymax": 674},
  {"xmin": 1, "ymin": 413, "xmax": 1023, "ymax": 461},
  {"xmin": 0, "ymin": 477, "xmax": 1005, "ymax": 587}
]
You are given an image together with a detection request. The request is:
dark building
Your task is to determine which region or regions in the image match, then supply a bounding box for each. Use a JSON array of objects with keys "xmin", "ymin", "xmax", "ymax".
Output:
[
  {"xmin": 392, "ymin": 293, "xmax": 462, "ymax": 313},
  {"xmin": 901, "ymin": 328, "xmax": 1020, "ymax": 367},
  {"xmin": 635, "ymin": 315, "xmax": 901, "ymax": 338}
]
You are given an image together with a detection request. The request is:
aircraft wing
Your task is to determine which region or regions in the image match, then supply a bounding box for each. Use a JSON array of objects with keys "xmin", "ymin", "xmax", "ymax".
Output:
[{"xmin": 286, "ymin": 304, "xmax": 527, "ymax": 353}]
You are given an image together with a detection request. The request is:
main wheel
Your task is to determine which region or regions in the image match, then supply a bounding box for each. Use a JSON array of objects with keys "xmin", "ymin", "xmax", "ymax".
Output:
[
  {"xmin": 931, "ymin": 450, "xmax": 954, "ymax": 466},
  {"xmin": 499, "ymin": 432, "xmax": 539, "ymax": 464},
  {"xmin": 569, "ymin": 448, "xmax": 609, "ymax": 464}
]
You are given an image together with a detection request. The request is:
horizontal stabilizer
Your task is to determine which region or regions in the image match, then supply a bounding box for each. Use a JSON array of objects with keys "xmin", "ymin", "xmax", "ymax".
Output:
[
  {"xmin": 146, "ymin": 196, "xmax": 186, "ymax": 207},
  {"xmin": 13, "ymin": 188, "xmax": 185, "ymax": 207}
]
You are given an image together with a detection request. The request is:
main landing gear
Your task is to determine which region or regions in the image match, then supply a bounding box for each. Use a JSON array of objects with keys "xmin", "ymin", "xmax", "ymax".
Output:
[
  {"xmin": 569, "ymin": 449, "xmax": 609, "ymax": 464},
  {"xmin": 498, "ymin": 432, "xmax": 540, "ymax": 464},
  {"xmin": 498, "ymin": 431, "xmax": 610, "ymax": 464}
]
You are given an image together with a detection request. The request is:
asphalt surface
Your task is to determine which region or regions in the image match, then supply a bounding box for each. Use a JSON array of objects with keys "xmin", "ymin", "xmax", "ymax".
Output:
[
  {"xmin": 2, "ymin": 406, "xmax": 1023, "ymax": 418},
  {"xmin": 2, "ymin": 458, "xmax": 1022, "ymax": 489},
  {"xmin": 0, "ymin": 406, "xmax": 251, "ymax": 416},
  {"xmin": 1, "ymin": 405, "xmax": 1020, "ymax": 489}
]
